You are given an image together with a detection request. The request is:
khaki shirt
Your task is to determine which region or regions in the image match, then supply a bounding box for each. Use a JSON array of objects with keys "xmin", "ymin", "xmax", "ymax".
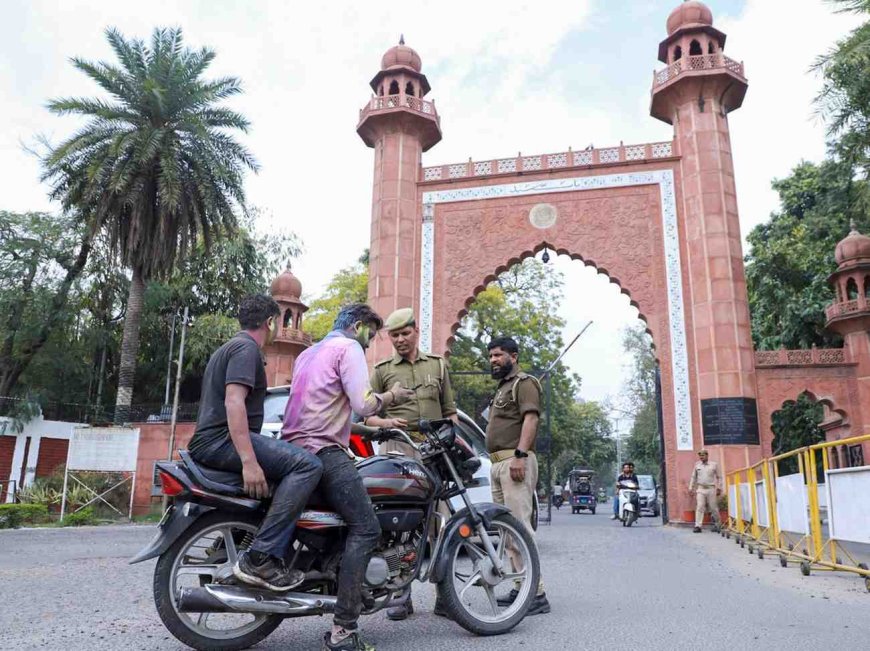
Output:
[
  {"xmin": 690, "ymin": 460, "xmax": 722, "ymax": 491},
  {"xmin": 485, "ymin": 367, "xmax": 541, "ymax": 454},
  {"xmin": 369, "ymin": 350, "xmax": 457, "ymax": 441}
]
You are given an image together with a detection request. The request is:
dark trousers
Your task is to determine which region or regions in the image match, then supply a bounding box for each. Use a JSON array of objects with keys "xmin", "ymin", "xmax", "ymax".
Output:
[
  {"xmin": 317, "ymin": 446, "xmax": 381, "ymax": 630},
  {"xmin": 190, "ymin": 433, "xmax": 322, "ymax": 559}
]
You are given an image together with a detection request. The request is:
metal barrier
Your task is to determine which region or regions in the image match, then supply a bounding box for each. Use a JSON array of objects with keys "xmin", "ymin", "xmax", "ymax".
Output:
[{"xmin": 718, "ymin": 435, "xmax": 870, "ymax": 591}]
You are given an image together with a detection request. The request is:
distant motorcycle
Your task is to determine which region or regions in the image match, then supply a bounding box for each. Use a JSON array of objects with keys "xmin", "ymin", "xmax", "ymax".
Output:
[
  {"xmin": 617, "ymin": 480, "xmax": 640, "ymax": 527},
  {"xmin": 552, "ymin": 494, "xmax": 564, "ymax": 510}
]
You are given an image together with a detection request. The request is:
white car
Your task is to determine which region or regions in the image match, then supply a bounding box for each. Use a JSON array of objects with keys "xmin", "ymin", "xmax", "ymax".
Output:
[{"xmin": 259, "ymin": 386, "xmax": 537, "ymax": 529}]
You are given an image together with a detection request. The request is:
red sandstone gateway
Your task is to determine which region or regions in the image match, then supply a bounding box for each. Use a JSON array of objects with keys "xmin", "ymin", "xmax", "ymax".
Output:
[{"xmin": 131, "ymin": 420, "xmax": 540, "ymax": 650}]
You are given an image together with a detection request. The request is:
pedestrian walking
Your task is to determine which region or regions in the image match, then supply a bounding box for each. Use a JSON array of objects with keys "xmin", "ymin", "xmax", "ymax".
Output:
[
  {"xmin": 689, "ymin": 448, "xmax": 722, "ymax": 533},
  {"xmin": 485, "ymin": 336, "xmax": 550, "ymax": 616}
]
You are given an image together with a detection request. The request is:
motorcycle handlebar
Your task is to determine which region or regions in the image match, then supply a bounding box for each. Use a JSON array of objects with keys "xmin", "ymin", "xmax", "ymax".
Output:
[{"xmin": 350, "ymin": 423, "xmax": 419, "ymax": 449}]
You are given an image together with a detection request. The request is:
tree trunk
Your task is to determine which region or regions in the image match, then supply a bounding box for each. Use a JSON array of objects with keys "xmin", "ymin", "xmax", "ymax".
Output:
[{"xmin": 114, "ymin": 269, "xmax": 146, "ymax": 424}]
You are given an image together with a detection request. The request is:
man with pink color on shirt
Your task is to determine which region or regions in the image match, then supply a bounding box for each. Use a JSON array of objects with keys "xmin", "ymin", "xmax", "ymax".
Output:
[{"xmin": 282, "ymin": 303, "xmax": 412, "ymax": 651}]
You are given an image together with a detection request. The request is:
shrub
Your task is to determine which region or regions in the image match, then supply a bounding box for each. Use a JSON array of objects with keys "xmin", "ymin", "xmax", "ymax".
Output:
[
  {"xmin": 0, "ymin": 503, "xmax": 49, "ymax": 529},
  {"xmin": 61, "ymin": 507, "xmax": 97, "ymax": 527},
  {"xmin": 16, "ymin": 483, "xmax": 60, "ymax": 507}
]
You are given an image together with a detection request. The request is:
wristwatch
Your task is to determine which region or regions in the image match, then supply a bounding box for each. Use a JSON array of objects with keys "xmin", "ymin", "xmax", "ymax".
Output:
[{"xmin": 514, "ymin": 449, "xmax": 529, "ymax": 459}]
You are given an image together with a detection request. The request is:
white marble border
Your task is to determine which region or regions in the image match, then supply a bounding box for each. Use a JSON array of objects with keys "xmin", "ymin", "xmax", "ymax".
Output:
[{"xmin": 420, "ymin": 170, "xmax": 693, "ymax": 450}]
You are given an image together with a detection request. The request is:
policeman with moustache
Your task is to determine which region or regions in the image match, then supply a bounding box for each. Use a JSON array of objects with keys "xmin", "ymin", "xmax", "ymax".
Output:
[{"xmin": 365, "ymin": 307, "xmax": 458, "ymax": 620}]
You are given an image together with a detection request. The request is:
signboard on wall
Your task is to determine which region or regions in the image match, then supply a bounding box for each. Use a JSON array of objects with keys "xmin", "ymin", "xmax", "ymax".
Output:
[
  {"xmin": 701, "ymin": 398, "xmax": 760, "ymax": 445},
  {"xmin": 68, "ymin": 427, "xmax": 140, "ymax": 472}
]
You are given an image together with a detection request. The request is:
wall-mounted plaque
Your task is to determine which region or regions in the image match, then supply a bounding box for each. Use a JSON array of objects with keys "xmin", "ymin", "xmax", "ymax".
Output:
[{"xmin": 701, "ymin": 397, "xmax": 760, "ymax": 445}]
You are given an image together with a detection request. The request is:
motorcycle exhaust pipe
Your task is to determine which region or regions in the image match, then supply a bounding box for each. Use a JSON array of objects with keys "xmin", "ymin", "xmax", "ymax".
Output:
[{"xmin": 177, "ymin": 584, "xmax": 337, "ymax": 615}]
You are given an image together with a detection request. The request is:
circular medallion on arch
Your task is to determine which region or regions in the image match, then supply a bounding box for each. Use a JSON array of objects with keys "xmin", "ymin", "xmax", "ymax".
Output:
[{"xmin": 529, "ymin": 203, "xmax": 557, "ymax": 229}]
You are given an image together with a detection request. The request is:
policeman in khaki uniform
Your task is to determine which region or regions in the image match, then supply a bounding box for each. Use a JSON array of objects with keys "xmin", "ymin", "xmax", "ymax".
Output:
[
  {"xmin": 485, "ymin": 336, "xmax": 550, "ymax": 616},
  {"xmin": 366, "ymin": 307, "xmax": 457, "ymax": 620},
  {"xmin": 689, "ymin": 448, "xmax": 722, "ymax": 533}
]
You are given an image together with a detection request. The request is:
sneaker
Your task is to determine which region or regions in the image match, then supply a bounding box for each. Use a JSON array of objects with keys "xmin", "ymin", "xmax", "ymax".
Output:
[
  {"xmin": 386, "ymin": 597, "xmax": 413, "ymax": 621},
  {"xmin": 496, "ymin": 588, "xmax": 519, "ymax": 607},
  {"xmin": 322, "ymin": 631, "xmax": 376, "ymax": 650},
  {"xmin": 526, "ymin": 593, "xmax": 551, "ymax": 616},
  {"xmin": 233, "ymin": 550, "xmax": 304, "ymax": 592},
  {"xmin": 610, "ymin": 515, "xmax": 618, "ymax": 520},
  {"xmin": 692, "ymin": 526, "xmax": 702, "ymax": 533}
]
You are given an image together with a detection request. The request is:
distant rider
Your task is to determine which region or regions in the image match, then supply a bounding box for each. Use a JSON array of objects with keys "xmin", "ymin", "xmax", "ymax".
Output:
[{"xmin": 611, "ymin": 462, "xmax": 639, "ymax": 520}]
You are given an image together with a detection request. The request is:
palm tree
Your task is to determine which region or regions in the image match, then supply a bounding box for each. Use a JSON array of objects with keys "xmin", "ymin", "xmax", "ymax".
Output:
[{"xmin": 42, "ymin": 27, "xmax": 258, "ymax": 422}]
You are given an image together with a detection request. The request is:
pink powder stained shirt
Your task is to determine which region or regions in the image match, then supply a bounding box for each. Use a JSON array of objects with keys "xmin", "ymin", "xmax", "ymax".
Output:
[{"xmin": 281, "ymin": 331, "xmax": 382, "ymax": 453}]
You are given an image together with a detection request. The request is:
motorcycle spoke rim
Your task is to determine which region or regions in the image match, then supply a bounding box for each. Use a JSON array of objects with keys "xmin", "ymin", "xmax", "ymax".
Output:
[
  {"xmin": 449, "ymin": 519, "xmax": 533, "ymax": 624},
  {"xmin": 170, "ymin": 520, "xmax": 267, "ymax": 639}
]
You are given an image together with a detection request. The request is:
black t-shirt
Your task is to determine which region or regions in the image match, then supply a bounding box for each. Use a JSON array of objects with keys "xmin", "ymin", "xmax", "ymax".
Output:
[
  {"xmin": 188, "ymin": 332, "xmax": 267, "ymax": 454},
  {"xmin": 617, "ymin": 473, "xmax": 638, "ymax": 485}
]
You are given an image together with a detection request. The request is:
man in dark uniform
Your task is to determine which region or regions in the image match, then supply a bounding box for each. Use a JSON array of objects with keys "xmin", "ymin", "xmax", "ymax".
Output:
[
  {"xmin": 485, "ymin": 336, "xmax": 550, "ymax": 616},
  {"xmin": 365, "ymin": 307, "xmax": 457, "ymax": 620}
]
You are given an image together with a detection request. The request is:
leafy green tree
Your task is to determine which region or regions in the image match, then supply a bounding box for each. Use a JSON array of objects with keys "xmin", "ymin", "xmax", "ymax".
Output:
[
  {"xmin": 744, "ymin": 159, "xmax": 867, "ymax": 349},
  {"xmin": 815, "ymin": 2, "xmax": 870, "ymax": 176},
  {"xmin": 448, "ymin": 258, "xmax": 614, "ymax": 487},
  {"xmin": 620, "ymin": 323, "xmax": 662, "ymax": 476},
  {"xmin": 771, "ymin": 394, "xmax": 825, "ymax": 474},
  {"xmin": 0, "ymin": 211, "xmax": 92, "ymax": 398},
  {"xmin": 305, "ymin": 252, "xmax": 369, "ymax": 341},
  {"xmin": 42, "ymin": 27, "xmax": 257, "ymax": 421}
]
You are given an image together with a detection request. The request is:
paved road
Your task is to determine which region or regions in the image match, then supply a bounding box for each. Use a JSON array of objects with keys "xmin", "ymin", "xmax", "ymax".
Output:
[{"xmin": 2, "ymin": 510, "xmax": 869, "ymax": 650}]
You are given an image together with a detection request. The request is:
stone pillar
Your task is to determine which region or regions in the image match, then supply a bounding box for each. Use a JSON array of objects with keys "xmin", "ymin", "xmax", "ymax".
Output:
[
  {"xmin": 358, "ymin": 40, "xmax": 442, "ymax": 360},
  {"xmin": 652, "ymin": 3, "xmax": 758, "ymax": 519}
]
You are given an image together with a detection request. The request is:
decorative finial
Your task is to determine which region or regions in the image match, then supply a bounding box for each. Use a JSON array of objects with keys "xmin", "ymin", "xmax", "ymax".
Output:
[
  {"xmin": 850, "ymin": 218, "xmax": 858, "ymax": 233},
  {"xmin": 399, "ymin": 34, "xmax": 405, "ymax": 45}
]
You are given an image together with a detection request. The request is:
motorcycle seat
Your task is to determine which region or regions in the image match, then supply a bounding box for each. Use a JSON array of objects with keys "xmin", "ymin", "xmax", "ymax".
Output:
[
  {"xmin": 178, "ymin": 450, "xmax": 330, "ymax": 508},
  {"xmin": 179, "ymin": 450, "xmax": 265, "ymax": 497}
]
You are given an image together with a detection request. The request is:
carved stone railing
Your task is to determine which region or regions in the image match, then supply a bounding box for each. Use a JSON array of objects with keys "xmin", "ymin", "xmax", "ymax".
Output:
[
  {"xmin": 825, "ymin": 299, "xmax": 866, "ymax": 320},
  {"xmin": 754, "ymin": 348, "xmax": 846, "ymax": 367},
  {"xmin": 278, "ymin": 328, "xmax": 312, "ymax": 347},
  {"xmin": 654, "ymin": 53, "xmax": 745, "ymax": 87},
  {"xmin": 420, "ymin": 140, "xmax": 676, "ymax": 182},
  {"xmin": 359, "ymin": 94, "xmax": 439, "ymax": 122}
]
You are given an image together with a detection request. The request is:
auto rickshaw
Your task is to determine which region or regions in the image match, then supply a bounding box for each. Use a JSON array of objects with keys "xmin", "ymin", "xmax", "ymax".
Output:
[{"xmin": 568, "ymin": 467, "xmax": 597, "ymax": 514}]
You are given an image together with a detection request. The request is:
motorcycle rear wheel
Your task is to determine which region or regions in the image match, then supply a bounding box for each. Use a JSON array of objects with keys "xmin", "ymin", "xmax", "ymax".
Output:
[
  {"xmin": 436, "ymin": 513, "xmax": 540, "ymax": 636},
  {"xmin": 153, "ymin": 511, "xmax": 282, "ymax": 651}
]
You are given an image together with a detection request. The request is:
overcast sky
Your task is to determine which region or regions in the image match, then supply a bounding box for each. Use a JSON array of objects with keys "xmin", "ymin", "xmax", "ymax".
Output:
[{"xmin": 0, "ymin": 1, "xmax": 861, "ymax": 419}]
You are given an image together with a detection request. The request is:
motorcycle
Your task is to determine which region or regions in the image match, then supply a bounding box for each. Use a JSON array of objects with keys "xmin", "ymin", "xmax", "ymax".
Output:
[
  {"xmin": 131, "ymin": 419, "xmax": 540, "ymax": 650},
  {"xmin": 617, "ymin": 480, "xmax": 640, "ymax": 527},
  {"xmin": 552, "ymin": 493, "xmax": 564, "ymax": 510}
]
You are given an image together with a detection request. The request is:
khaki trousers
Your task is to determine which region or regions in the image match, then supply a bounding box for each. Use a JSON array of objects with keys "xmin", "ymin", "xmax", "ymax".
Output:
[
  {"xmin": 695, "ymin": 486, "xmax": 720, "ymax": 527},
  {"xmin": 491, "ymin": 453, "xmax": 545, "ymax": 595}
]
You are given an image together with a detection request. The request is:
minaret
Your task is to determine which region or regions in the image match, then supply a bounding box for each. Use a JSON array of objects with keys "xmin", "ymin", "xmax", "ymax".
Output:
[
  {"xmin": 357, "ymin": 37, "xmax": 442, "ymax": 360},
  {"xmin": 264, "ymin": 268, "xmax": 311, "ymax": 386},
  {"xmin": 651, "ymin": 4, "xmax": 757, "ymax": 469},
  {"xmin": 826, "ymin": 224, "xmax": 870, "ymax": 456}
]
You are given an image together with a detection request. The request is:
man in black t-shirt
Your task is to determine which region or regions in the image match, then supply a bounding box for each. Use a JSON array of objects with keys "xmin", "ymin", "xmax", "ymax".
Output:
[
  {"xmin": 611, "ymin": 462, "xmax": 639, "ymax": 520},
  {"xmin": 187, "ymin": 294, "xmax": 323, "ymax": 592}
]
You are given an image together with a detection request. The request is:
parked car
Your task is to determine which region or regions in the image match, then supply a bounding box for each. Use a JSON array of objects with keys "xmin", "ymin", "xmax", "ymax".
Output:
[
  {"xmin": 259, "ymin": 386, "xmax": 537, "ymax": 529},
  {"xmin": 637, "ymin": 474, "xmax": 661, "ymax": 517}
]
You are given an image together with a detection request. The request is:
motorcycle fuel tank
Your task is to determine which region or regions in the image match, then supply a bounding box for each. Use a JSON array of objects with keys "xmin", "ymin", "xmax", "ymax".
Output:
[{"xmin": 357, "ymin": 455, "xmax": 436, "ymax": 503}]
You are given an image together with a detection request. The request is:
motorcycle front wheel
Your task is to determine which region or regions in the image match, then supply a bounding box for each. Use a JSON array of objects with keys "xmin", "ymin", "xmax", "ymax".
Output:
[
  {"xmin": 436, "ymin": 512, "xmax": 540, "ymax": 636},
  {"xmin": 153, "ymin": 511, "xmax": 282, "ymax": 651}
]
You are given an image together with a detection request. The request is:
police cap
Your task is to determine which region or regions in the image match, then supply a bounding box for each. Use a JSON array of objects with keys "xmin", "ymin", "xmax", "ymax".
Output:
[{"xmin": 385, "ymin": 308, "xmax": 416, "ymax": 332}]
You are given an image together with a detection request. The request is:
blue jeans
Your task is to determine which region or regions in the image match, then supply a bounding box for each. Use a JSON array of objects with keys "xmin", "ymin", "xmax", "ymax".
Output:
[
  {"xmin": 613, "ymin": 495, "xmax": 619, "ymax": 516},
  {"xmin": 190, "ymin": 432, "xmax": 322, "ymax": 559},
  {"xmin": 316, "ymin": 446, "xmax": 382, "ymax": 630}
]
